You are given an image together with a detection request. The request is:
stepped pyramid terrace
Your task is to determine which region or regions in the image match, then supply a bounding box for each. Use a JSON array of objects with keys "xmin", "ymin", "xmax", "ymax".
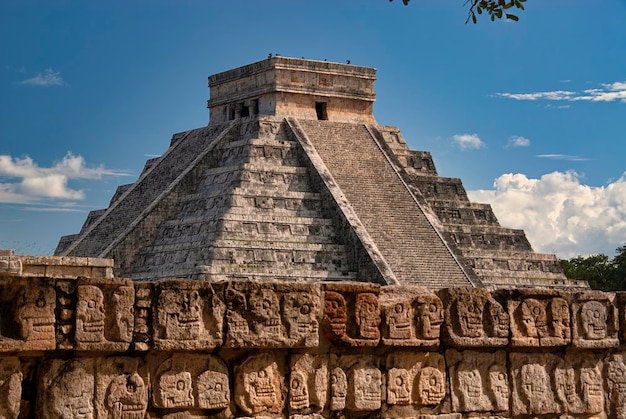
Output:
[{"xmin": 56, "ymin": 56, "xmax": 583, "ymax": 291}]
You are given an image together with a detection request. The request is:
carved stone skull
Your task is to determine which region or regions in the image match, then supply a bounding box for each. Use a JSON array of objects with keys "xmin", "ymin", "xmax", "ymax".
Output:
[
  {"xmin": 106, "ymin": 373, "xmax": 148, "ymax": 419},
  {"xmin": 549, "ymin": 297, "xmax": 570, "ymax": 340},
  {"xmin": 488, "ymin": 364, "xmax": 509, "ymax": 411},
  {"xmin": 111, "ymin": 286, "xmax": 134, "ymax": 343},
  {"xmin": 15, "ymin": 285, "xmax": 55, "ymax": 343},
  {"xmin": 198, "ymin": 370, "xmax": 230, "ymax": 410},
  {"xmin": 458, "ymin": 368, "xmax": 483, "ymax": 410},
  {"xmin": 289, "ymin": 370, "xmax": 309, "ymax": 410},
  {"xmin": 283, "ymin": 292, "xmax": 318, "ymax": 340},
  {"xmin": 415, "ymin": 294, "xmax": 443, "ymax": 340},
  {"xmin": 249, "ymin": 288, "xmax": 281, "ymax": 337},
  {"xmin": 324, "ymin": 292, "xmax": 347, "ymax": 338},
  {"xmin": 355, "ymin": 293, "xmax": 380, "ymax": 340},
  {"xmin": 76, "ymin": 285, "xmax": 105, "ymax": 343},
  {"xmin": 417, "ymin": 366, "xmax": 445, "ymax": 406},
  {"xmin": 158, "ymin": 371, "xmax": 194, "ymax": 408},
  {"xmin": 521, "ymin": 363, "xmax": 549, "ymax": 414},
  {"xmin": 456, "ymin": 294, "xmax": 484, "ymax": 338},
  {"xmin": 387, "ymin": 368, "xmax": 411, "ymax": 405},
  {"xmin": 580, "ymin": 300, "xmax": 607, "ymax": 340},
  {"xmin": 352, "ymin": 366, "xmax": 381, "ymax": 410},
  {"xmin": 520, "ymin": 298, "xmax": 547, "ymax": 338},
  {"xmin": 386, "ymin": 301, "xmax": 412, "ymax": 340},
  {"xmin": 330, "ymin": 367, "xmax": 347, "ymax": 410}
]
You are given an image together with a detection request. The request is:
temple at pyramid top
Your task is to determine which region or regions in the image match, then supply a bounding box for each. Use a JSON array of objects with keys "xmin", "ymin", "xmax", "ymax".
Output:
[
  {"xmin": 207, "ymin": 56, "xmax": 376, "ymax": 124},
  {"xmin": 55, "ymin": 56, "xmax": 587, "ymax": 290}
]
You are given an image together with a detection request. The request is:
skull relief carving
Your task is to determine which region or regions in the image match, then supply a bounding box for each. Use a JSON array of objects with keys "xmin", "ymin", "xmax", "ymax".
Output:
[
  {"xmin": 324, "ymin": 292, "xmax": 347, "ymax": 338},
  {"xmin": 520, "ymin": 298, "xmax": 547, "ymax": 338},
  {"xmin": 158, "ymin": 371, "xmax": 194, "ymax": 408},
  {"xmin": 458, "ymin": 369, "xmax": 483, "ymax": 411},
  {"xmin": 106, "ymin": 373, "xmax": 148, "ymax": 419},
  {"xmin": 387, "ymin": 368, "xmax": 411, "ymax": 405},
  {"xmin": 353, "ymin": 366, "xmax": 382, "ymax": 411},
  {"xmin": 76, "ymin": 285, "xmax": 106, "ymax": 343},
  {"xmin": 355, "ymin": 293, "xmax": 380, "ymax": 340},
  {"xmin": 386, "ymin": 301, "xmax": 412, "ymax": 340},
  {"xmin": 283, "ymin": 292, "xmax": 318, "ymax": 341},
  {"xmin": 249, "ymin": 288, "xmax": 281, "ymax": 338},
  {"xmin": 330, "ymin": 367, "xmax": 347, "ymax": 410},
  {"xmin": 111, "ymin": 286, "xmax": 134, "ymax": 343},
  {"xmin": 549, "ymin": 297, "xmax": 571, "ymax": 340},
  {"xmin": 456, "ymin": 294, "xmax": 484, "ymax": 338},
  {"xmin": 488, "ymin": 364, "xmax": 509, "ymax": 411},
  {"xmin": 15, "ymin": 285, "xmax": 55, "ymax": 344},
  {"xmin": 418, "ymin": 366, "xmax": 445, "ymax": 406},
  {"xmin": 197, "ymin": 370, "xmax": 230, "ymax": 410},
  {"xmin": 520, "ymin": 363, "xmax": 549, "ymax": 414},
  {"xmin": 580, "ymin": 300, "xmax": 607, "ymax": 340},
  {"xmin": 289, "ymin": 371, "xmax": 309, "ymax": 410},
  {"xmin": 416, "ymin": 295, "xmax": 443, "ymax": 340}
]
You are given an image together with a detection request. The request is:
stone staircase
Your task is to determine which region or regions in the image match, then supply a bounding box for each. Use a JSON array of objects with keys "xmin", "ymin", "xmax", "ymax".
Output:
[{"xmin": 293, "ymin": 120, "xmax": 474, "ymax": 288}]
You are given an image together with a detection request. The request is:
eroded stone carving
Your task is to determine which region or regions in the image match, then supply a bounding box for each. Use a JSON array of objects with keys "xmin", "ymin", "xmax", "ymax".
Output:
[
  {"xmin": 289, "ymin": 353, "xmax": 328, "ymax": 413},
  {"xmin": 197, "ymin": 369, "xmax": 230, "ymax": 410},
  {"xmin": 385, "ymin": 351, "xmax": 445, "ymax": 410},
  {"xmin": 77, "ymin": 285, "xmax": 106, "ymax": 343},
  {"xmin": 235, "ymin": 352, "xmax": 284, "ymax": 415},
  {"xmin": 154, "ymin": 280, "xmax": 224, "ymax": 350},
  {"xmin": 572, "ymin": 290, "xmax": 618, "ymax": 348},
  {"xmin": 440, "ymin": 288, "xmax": 508, "ymax": 347},
  {"xmin": 510, "ymin": 353, "xmax": 560, "ymax": 416},
  {"xmin": 15, "ymin": 282, "xmax": 56, "ymax": 350},
  {"xmin": 447, "ymin": 349, "xmax": 507, "ymax": 413},
  {"xmin": 40, "ymin": 358, "xmax": 95, "ymax": 419},
  {"xmin": 76, "ymin": 278, "xmax": 135, "ymax": 351},
  {"xmin": 152, "ymin": 353, "xmax": 230, "ymax": 412},
  {"xmin": 226, "ymin": 282, "xmax": 321, "ymax": 348},
  {"xmin": 352, "ymin": 364, "xmax": 382, "ymax": 411},
  {"xmin": 381, "ymin": 286, "xmax": 443, "ymax": 346},
  {"xmin": 322, "ymin": 283, "xmax": 380, "ymax": 347},
  {"xmin": 95, "ymin": 357, "xmax": 148, "ymax": 419},
  {"xmin": 507, "ymin": 290, "xmax": 571, "ymax": 347},
  {"xmin": 0, "ymin": 357, "xmax": 22, "ymax": 419},
  {"xmin": 607, "ymin": 352, "xmax": 626, "ymax": 419},
  {"xmin": 330, "ymin": 367, "xmax": 347, "ymax": 411}
]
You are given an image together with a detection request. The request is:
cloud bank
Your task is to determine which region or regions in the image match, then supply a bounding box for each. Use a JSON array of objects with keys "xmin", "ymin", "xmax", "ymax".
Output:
[
  {"xmin": 20, "ymin": 68, "xmax": 67, "ymax": 87},
  {"xmin": 496, "ymin": 80, "xmax": 626, "ymax": 103},
  {"xmin": 452, "ymin": 133, "xmax": 485, "ymax": 150},
  {"xmin": 468, "ymin": 171, "xmax": 626, "ymax": 258},
  {"xmin": 0, "ymin": 152, "xmax": 130, "ymax": 204}
]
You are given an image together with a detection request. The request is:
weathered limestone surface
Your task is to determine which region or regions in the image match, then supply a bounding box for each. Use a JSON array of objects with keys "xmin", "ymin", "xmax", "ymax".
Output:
[{"xmin": 2, "ymin": 255, "xmax": 626, "ymax": 418}]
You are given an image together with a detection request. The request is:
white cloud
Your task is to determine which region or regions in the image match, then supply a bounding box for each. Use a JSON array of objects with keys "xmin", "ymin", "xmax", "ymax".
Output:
[
  {"xmin": 0, "ymin": 152, "xmax": 130, "ymax": 204},
  {"xmin": 536, "ymin": 154, "xmax": 589, "ymax": 161},
  {"xmin": 452, "ymin": 133, "xmax": 485, "ymax": 150},
  {"xmin": 496, "ymin": 80, "xmax": 626, "ymax": 104},
  {"xmin": 507, "ymin": 136, "xmax": 531, "ymax": 147},
  {"xmin": 20, "ymin": 68, "xmax": 67, "ymax": 87},
  {"xmin": 468, "ymin": 171, "xmax": 626, "ymax": 258}
]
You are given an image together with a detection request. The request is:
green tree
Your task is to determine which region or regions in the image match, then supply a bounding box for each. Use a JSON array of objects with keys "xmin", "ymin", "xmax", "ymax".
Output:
[
  {"xmin": 560, "ymin": 244, "xmax": 626, "ymax": 291},
  {"xmin": 391, "ymin": 0, "xmax": 527, "ymax": 23}
]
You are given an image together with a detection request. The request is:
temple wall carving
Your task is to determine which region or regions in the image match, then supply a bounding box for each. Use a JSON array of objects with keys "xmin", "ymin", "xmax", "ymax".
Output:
[{"xmin": 2, "ymin": 256, "xmax": 626, "ymax": 418}]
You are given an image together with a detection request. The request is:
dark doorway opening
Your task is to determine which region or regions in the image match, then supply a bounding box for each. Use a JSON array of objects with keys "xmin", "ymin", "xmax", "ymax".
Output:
[{"xmin": 315, "ymin": 102, "xmax": 328, "ymax": 120}]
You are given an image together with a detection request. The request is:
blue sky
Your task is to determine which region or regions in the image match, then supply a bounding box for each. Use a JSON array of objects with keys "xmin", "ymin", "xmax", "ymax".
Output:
[{"xmin": 1, "ymin": 0, "xmax": 625, "ymax": 258}]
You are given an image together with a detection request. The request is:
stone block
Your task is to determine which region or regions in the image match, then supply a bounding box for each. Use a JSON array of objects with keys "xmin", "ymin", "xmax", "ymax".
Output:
[
  {"xmin": 439, "ymin": 288, "xmax": 509, "ymax": 348},
  {"xmin": 380, "ymin": 286, "xmax": 443, "ymax": 347},
  {"xmin": 322, "ymin": 282, "xmax": 380, "ymax": 347},
  {"xmin": 571, "ymin": 290, "xmax": 619, "ymax": 348},
  {"xmin": 288, "ymin": 353, "xmax": 329, "ymax": 413},
  {"xmin": 153, "ymin": 279, "xmax": 225, "ymax": 351},
  {"xmin": 75, "ymin": 277, "xmax": 135, "ymax": 351},
  {"xmin": 224, "ymin": 281, "xmax": 321, "ymax": 348},
  {"xmin": 446, "ymin": 349, "xmax": 508, "ymax": 413},
  {"xmin": 385, "ymin": 351, "xmax": 446, "ymax": 408},
  {"xmin": 234, "ymin": 352, "xmax": 285, "ymax": 415}
]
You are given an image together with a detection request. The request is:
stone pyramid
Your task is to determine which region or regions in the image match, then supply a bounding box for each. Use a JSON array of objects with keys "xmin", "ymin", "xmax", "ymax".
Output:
[{"xmin": 55, "ymin": 56, "xmax": 584, "ymax": 290}]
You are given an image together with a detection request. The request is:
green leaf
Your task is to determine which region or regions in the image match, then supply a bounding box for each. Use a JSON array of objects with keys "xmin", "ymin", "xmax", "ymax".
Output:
[{"xmin": 506, "ymin": 13, "xmax": 519, "ymax": 21}]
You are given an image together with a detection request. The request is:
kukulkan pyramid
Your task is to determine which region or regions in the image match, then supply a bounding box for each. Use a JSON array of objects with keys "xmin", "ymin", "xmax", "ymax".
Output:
[{"xmin": 55, "ymin": 56, "xmax": 584, "ymax": 290}]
